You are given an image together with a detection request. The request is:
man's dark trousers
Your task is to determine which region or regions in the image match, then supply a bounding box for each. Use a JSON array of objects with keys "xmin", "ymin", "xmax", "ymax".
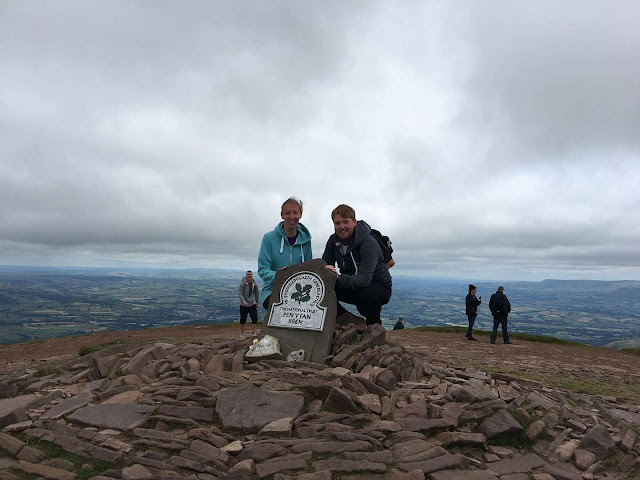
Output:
[
  {"xmin": 240, "ymin": 305, "xmax": 258, "ymax": 325},
  {"xmin": 490, "ymin": 315, "xmax": 509, "ymax": 343},
  {"xmin": 335, "ymin": 282, "xmax": 391, "ymax": 326}
]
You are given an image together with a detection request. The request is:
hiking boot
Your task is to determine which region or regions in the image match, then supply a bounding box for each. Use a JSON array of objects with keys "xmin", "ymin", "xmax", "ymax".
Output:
[
  {"xmin": 468, "ymin": 336, "xmax": 477, "ymax": 341},
  {"xmin": 504, "ymin": 341, "xmax": 512, "ymax": 344},
  {"xmin": 490, "ymin": 340, "xmax": 496, "ymax": 344}
]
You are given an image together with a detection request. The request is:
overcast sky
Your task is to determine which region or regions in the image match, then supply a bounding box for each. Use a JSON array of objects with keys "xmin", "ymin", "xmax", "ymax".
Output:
[{"xmin": 1, "ymin": 1, "xmax": 639, "ymax": 281}]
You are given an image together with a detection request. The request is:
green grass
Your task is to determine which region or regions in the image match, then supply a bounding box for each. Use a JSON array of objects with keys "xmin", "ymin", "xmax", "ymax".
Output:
[
  {"xmin": 412, "ymin": 326, "xmax": 586, "ymax": 346},
  {"xmin": 14, "ymin": 434, "xmax": 120, "ymax": 480},
  {"xmin": 621, "ymin": 348, "xmax": 640, "ymax": 356}
]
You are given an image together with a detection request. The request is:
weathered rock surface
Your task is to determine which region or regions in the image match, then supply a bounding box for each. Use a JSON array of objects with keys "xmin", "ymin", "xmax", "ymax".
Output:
[{"xmin": 0, "ymin": 320, "xmax": 638, "ymax": 480}]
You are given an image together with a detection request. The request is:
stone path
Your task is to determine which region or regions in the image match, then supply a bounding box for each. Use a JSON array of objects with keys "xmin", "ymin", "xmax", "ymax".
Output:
[{"xmin": 0, "ymin": 324, "xmax": 639, "ymax": 479}]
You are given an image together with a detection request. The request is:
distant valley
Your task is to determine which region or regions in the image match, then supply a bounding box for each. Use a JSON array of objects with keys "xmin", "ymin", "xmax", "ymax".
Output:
[{"xmin": 1, "ymin": 266, "xmax": 639, "ymax": 348}]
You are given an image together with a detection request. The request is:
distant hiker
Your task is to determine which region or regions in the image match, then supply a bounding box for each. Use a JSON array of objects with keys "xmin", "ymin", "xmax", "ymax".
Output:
[
  {"xmin": 323, "ymin": 204, "xmax": 392, "ymax": 326},
  {"xmin": 489, "ymin": 285, "xmax": 512, "ymax": 344},
  {"xmin": 238, "ymin": 271, "xmax": 260, "ymax": 337},
  {"xmin": 393, "ymin": 317, "xmax": 405, "ymax": 330},
  {"xmin": 465, "ymin": 284, "xmax": 481, "ymax": 341},
  {"xmin": 258, "ymin": 197, "xmax": 312, "ymax": 310}
]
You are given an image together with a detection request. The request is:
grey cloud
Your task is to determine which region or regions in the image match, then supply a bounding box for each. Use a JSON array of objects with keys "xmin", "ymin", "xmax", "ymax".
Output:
[
  {"xmin": 454, "ymin": 2, "xmax": 640, "ymax": 162},
  {"xmin": 0, "ymin": 1, "xmax": 638, "ymax": 280}
]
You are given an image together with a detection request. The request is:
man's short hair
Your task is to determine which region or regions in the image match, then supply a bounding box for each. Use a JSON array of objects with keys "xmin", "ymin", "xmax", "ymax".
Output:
[
  {"xmin": 498, "ymin": 286, "xmax": 504, "ymax": 292},
  {"xmin": 331, "ymin": 204, "xmax": 356, "ymax": 221},
  {"xmin": 246, "ymin": 270, "xmax": 253, "ymax": 274}
]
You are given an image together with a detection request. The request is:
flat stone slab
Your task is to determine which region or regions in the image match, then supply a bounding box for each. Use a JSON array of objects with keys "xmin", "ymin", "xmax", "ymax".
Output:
[
  {"xmin": 311, "ymin": 459, "xmax": 387, "ymax": 474},
  {"xmin": 216, "ymin": 385, "xmax": 304, "ymax": 433},
  {"xmin": 399, "ymin": 453, "xmax": 469, "ymax": 474},
  {"xmin": 0, "ymin": 395, "xmax": 39, "ymax": 428},
  {"xmin": 430, "ymin": 470, "xmax": 499, "ymax": 480},
  {"xmin": 68, "ymin": 403, "xmax": 156, "ymax": 430},
  {"xmin": 607, "ymin": 408, "xmax": 640, "ymax": 426},
  {"xmin": 394, "ymin": 418, "xmax": 450, "ymax": 433},
  {"xmin": 42, "ymin": 393, "xmax": 93, "ymax": 420},
  {"xmin": 487, "ymin": 453, "xmax": 547, "ymax": 475}
]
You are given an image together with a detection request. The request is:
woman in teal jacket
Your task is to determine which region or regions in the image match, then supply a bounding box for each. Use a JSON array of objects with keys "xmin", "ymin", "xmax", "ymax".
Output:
[{"xmin": 258, "ymin": 197, "xmax": 313, "ymax": 309}]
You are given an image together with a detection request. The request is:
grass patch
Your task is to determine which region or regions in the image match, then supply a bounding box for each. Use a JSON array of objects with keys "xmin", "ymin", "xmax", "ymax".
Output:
[
  {"xmin": 486, "ymin": 429, "xmax": 534, "ymax": 450},
  {"xmin": 621, "ymin": 348, "xmax": 640, "ymax": 356},
  {"xmin": 412, "ymin": 326, "xmax": 586, "ymax": 346},
  {"xmin": 15, "ymin": 434, "xmax": 120, "ymax": 480}
]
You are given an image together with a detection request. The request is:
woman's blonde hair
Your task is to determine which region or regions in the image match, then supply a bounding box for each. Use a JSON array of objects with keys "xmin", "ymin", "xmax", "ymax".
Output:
[{"xmin": 281, "ymin": 197, "xmax": 303, "ymax": 214}]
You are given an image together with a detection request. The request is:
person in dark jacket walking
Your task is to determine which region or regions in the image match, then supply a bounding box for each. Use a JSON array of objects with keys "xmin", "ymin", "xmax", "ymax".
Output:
[
  {"xmin": 323, "ymin": 204, "xmax": 392, "ymax": 326},
  {"xmin": 465, "ymin": 284, "xmax": 481, "ymax": 341},
  {"xmin": 489, "ymin": 286, "xmax": 511, "ymax": 344}
]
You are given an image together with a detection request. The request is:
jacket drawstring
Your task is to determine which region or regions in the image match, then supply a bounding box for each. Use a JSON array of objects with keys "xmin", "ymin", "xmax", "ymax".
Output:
[
  {"xmin": 350, "ymin": 252, "xmax": 358, "ymax": 274},
  {"xmin": 281, "ymin": 236, "xmax": 305, "ymax": 263}
]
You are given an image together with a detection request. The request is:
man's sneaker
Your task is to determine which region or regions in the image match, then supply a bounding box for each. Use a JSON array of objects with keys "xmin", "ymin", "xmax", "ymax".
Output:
[
  {"xmin": 240, "ymin": 332, "xmax": 246, "ymax": 338},
  {"xmin": 251, "ymin": 332, "xmax": 257, "ymax": 337},
  {"xmin": 468, "ymin": 336, "xmax": 477, "ymax": 341},
  {"xmin": 504, "ymin": 341, "xmax": 512, "ymax": 344},
  {"xmin": 490, "ymin": 340, "xmax": 496, "ymax": 344}
]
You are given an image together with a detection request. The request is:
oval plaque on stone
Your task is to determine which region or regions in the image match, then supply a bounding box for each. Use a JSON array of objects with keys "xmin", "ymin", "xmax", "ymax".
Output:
[{"xmin": 268, "ymin": 270, "xmax": 327, "ymax": 331}]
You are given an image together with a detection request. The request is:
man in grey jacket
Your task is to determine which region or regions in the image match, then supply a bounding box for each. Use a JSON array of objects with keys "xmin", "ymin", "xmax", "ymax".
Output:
[
  {"xmin": 238, "ymin": 271, "xmax": 260, "ymax": 337},
  {"xmin": 323, "ymin": 204, "xmax": 392, "ymax": 326}
]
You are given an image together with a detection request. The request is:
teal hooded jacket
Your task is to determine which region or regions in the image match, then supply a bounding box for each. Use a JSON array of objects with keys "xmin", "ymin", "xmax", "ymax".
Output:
[{"xmin": 258, "ymin": 222, "xmax": 312, "ymax": 303}]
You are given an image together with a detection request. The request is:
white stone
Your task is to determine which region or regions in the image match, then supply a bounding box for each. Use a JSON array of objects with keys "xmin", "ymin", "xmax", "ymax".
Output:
[{"xmin": 286, "ymin": 349, "xmax": 305, "ymax": 362}]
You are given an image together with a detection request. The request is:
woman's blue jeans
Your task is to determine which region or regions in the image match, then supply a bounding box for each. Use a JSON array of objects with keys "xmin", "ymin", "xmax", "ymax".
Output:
[{"xmin": 466, "ymin": 314, "xmax": 476, "ymax": 338}]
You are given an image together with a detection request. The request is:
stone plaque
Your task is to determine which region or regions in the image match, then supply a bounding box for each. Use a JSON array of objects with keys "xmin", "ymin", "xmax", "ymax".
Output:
[
  {"xmin": 268, "ymin": 271, "xmax": 327, "ymax": 331},
  {"xmin": 260, "ymin": 259, "xmax": 336, "ymax": 363}
]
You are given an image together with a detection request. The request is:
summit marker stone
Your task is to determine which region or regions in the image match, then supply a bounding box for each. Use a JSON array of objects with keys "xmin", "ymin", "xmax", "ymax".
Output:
[{"xmin": 260, "ymin": 259, "xmax": 337, "ymax": 363}]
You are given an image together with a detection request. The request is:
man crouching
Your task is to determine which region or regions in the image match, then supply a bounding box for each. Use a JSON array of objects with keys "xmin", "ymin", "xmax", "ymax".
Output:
[{"xmin": 322, "ymin": 204, "xmax": 392, "ymax": 326}]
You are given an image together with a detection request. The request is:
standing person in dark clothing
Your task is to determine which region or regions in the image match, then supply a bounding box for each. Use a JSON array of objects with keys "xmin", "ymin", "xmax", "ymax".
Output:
[
  {"xmin": 489, "ymin": 286, "xmax": 511, "ymax": 344},
  {"xmin": 465, "ymin": 284, "xmax": 481, "ymax": 341},
  {"xmin": 393, "ymin": 317, "xmax": 405, "ymax": 330},
  {"xmin": 238, "ymin": 271, "xmax": 260, "ymax": 337},
  {"xmin": 323, "ymin": 204, "xmax": 392, "ymax": 326}
]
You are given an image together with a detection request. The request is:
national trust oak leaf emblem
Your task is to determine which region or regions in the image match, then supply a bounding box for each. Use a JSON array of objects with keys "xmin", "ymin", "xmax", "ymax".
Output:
[{"xmin": 291, "ymin": 283, "xmax": 312, "ymax": 304}]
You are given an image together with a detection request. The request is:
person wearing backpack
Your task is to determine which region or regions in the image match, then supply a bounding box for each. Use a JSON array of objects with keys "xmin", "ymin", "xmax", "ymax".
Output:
[
  {"xmin": 322, "ymin": 204, "xmax": 392, "ymax": 326},
  {"xmin": 489, "ymin": 286, "xmax": 512, "ymax": 344}
]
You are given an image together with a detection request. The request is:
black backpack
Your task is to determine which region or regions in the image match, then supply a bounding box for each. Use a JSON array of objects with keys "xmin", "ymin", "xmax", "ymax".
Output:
[{"xmin": 370, "ymin": 228, "xmax": 395, "ymax": 268}]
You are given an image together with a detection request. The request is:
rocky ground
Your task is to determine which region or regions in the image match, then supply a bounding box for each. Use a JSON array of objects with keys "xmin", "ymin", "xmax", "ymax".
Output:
[{"xmin": 1, "ymin": 323, "xmax": 640, "ymax": 480}]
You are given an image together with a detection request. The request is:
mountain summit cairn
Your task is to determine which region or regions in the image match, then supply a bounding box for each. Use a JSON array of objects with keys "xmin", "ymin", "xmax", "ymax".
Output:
[{"xmin": 0, "ymin": 325, "xmax": 639, "ymax": 479}]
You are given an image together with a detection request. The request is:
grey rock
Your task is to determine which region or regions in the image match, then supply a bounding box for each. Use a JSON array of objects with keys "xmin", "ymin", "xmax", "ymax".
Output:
[
  {"xmin": 398, "ymin": 453, "xmax": 469, "ymax": 474},
  {"xmin": 487, "ymin": 453, "xmax": 547, "ymax": 475},
  {"xmin": 311, "ymin": 458, "xmax": 387, "ymax": 474},
  {"xmin": 255, "ymin": 451, "xmax": 311, "ymax": 478},
  {"xmin": 215, "ymin": 385, "xmax": 304, "ymax": 433},
  {"xmin": 436, "ymin": 431, "xmax": 486, "ymax": 447},
  {"xmin": 580, "ymin": 424, "xmax": 616, "ymax": 460},
  {"xmin": 573, "ymin": 448, "xmax": 597, "ymax": 470},
  {"xmin": 68, "ymin": 403, "xmax": 155, "ymax": 431},
  {"xmin": 324, "ymin": 387, "xmax": 359, "ymax": 414},
  {"xmin": 41, "ymin": 393, "xmax": 94, "ymax": 420},
  {"xmin": 430, "ymin": 471, "xmax": 498, "ymax": 480},
  {"xmin": 541, "ymin": 462, "xmax": 582, "ymax": 480},
  {"xmin": 479, "ymin": 409, "xmax": 523, "ymax": 439},
  {"xmin": 454, "ymin": 379, "xmax": 495, "ymax": 403},
  {"xmin": 0, "ymin": 395, "xmax": 39, "ymax": 428}
]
